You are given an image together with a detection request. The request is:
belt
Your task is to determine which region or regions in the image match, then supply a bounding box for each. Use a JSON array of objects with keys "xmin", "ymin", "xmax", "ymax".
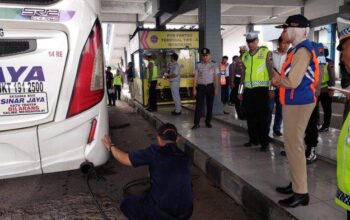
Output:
[{"xmin": 198, "ymin": 83, "xmax": 214, "ymax": 86}]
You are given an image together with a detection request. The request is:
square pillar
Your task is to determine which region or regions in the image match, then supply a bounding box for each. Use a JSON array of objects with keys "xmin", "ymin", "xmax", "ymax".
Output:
[{"xmin": 198, "ymin": 0, "xmax": 223, "ymax": 114}]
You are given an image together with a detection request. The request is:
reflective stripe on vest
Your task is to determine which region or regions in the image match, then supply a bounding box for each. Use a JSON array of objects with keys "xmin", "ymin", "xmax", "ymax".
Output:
[
  {"xmin": 242, "ymin": 47, "xmax": 270, "ymax": 88},
  {"xmin": 113, "ymin": 75, "xmax": 122, "ymax": 86},
  {"xmin": 335, "ymin": 113, "xmax": 350, "ymax": 211},
  {"xmin": 279, "ymin": 39, "xmax": 320, "ymax": 105},
  {"xmin": 148, "ymin": 60, "xmax": 158, "ymax": 81},
  {"xmin": 321, "ymin": 64, "xmax": 330, "ymax": 88}
]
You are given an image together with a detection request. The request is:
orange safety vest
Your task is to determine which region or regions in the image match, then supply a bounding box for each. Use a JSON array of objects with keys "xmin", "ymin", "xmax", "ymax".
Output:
[
  {"xmin": 279, "ymin": 39, "xmax": 319, "ymax": 105},
  {"xmin": 220, "ymin": 64, "xmax": 227, "ymax": 85}
]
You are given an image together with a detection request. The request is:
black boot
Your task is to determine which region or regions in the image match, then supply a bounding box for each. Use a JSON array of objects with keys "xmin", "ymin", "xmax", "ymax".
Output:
[
  {"xmin": 276, "ymin": 183, "xmax": 293, "ymax": 194},
  {"xmin": 278, "ymin": 193, "xmax": 309, "ymax": 208}
]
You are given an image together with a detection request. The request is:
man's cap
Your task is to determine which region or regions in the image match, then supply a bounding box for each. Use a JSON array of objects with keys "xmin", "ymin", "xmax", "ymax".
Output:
[
  {"xmin": 144, "ymin": 51, "xmax": 153, "ymax": 56},
  {"xmin": 246, "ymin": 32, "xmax": 258, "ymax": 41},
  {"xmin": 318, "ymin": 43, "xmax": 324, "ymax": 49},
  {"xmin": 337, "ymin": 17, "xmax": 350, "ymax": 51},
  {"xmin": 275, "ymin": 14, "xmax": 310, "ymax": 29},
  {"xmin": 200, "ymin": 48, "xmax": 210, "ymax": 55}
]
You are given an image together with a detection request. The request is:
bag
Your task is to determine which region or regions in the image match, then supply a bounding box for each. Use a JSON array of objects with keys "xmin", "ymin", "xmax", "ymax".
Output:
[{"xmin": 108, "ymin": 88, "xmax": 115, "ymax": 94}]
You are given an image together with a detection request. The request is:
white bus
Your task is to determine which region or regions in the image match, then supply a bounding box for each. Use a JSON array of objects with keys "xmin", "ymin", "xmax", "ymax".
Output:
[{"xmin": 0, "ymin": 0, "xmax": 109, "ymax": 179}]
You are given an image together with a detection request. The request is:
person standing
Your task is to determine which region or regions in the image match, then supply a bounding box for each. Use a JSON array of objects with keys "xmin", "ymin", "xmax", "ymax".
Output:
[
  {"xmin": 273, "ymin": 14, "xmax": 320, "ymax": 208},
  {"xmin": 145, "ymin": 53, "xmax": 158, "ymax": 112},
  {"xmin": 106, "ymin": 66, "xmax": 115, "ymax": 106},
  {"xmin": 220, "ymin": 56, "xmax": 230, "ymax": 106},
  {"xmin": 165, "ymin": 53, "xmax": 182, "ymax": 115},
  {"xmin": 334, "ymin": 16, "xmax": 350, "ymax": 220},
  {"xmin": 230, "ymin": 46, "xmax": 247, "ymax": 120},
  {"xmin": 125, "ymin": 62, "xmax": 135, "ymax": 99},
  {"xmin": 318, "ymin": 44, "xmax": 336, "ymax": 132},
  {"xmin": 238, "ymin": 33, "xmax": 274, "ymax": 152},
  {"xmin": 101, "ymin": 123, "xmax": 193, "ymax": 220},
  {"xmin": 113, "ymin": 70, "xmax": 123, "ymax": 101},
  {"xmin": 192, "ymin": 48, "xmax": 219, "ymax": 130},
  {"xmin": 269, "ymin": 36, "xmax": 289, "ymax": 137}
]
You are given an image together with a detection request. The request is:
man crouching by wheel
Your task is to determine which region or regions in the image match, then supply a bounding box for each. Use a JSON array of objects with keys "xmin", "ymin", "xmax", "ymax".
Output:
[{"xmin": 102, "ymin": 123, "xmax": 193, "ymax": 220}]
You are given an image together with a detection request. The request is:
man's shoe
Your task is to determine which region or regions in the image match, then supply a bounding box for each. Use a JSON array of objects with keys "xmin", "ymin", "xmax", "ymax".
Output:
[
  {"xmin": 319, "ymin": 127, "xmax": 329, "ymax": 132},
  {"xmin": 171, "ymin": 111, "xmax": 181, "ymax": 115},
  {"xmin": 306, "ymin": 147, "xmax": 317, "ymax": 165},
  {"xmin": 192, "ymin": 124, "xmax": 200, "ymax": 130},
  {"xmin": 276, "ymin": 183, "xmax": 293, "ymax": 195},
  {"xmin": 278, "ymin": 193, "xmax": 309, "ymax": 208},
  {"xmin": 205, "ymin": 123, "xmax": 212, "ymax": 128},
  {"xmin": 273, "ymin": 131, "xmax": 283, "ymax": 137}
]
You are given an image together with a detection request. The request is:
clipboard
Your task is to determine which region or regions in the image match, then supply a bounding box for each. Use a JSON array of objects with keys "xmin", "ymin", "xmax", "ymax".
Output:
[{"xmin": 328, "ymin": 87, "xmax": 350, "ymax": 94}]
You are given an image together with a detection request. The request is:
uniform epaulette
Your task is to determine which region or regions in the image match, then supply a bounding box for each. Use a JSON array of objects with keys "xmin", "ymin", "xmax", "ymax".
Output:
[
  {"xmin": 211, "ymin": 60, "xmax": 216, "ymax": 63},
  {"xmin": 196, "ymin": 61, "xmax": 201, "ymax": 64}
]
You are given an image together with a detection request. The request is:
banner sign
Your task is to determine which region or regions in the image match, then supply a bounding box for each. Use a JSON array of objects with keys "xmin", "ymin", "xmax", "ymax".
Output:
[{"xmin": 139, "ymin": 31, "xmax": 199, "ymax": 49}]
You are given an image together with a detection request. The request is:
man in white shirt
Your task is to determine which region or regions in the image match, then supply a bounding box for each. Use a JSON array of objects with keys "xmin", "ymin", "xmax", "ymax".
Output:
[{"xmin": 269, "ymin": 36, "xmax": 289, "ymax": 137}]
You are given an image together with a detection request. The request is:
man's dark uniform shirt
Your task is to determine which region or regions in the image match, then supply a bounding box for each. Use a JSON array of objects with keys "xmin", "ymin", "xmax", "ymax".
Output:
[{"xmin": 129, "ymin": 143, "xmax": 193, "ymax": 217}]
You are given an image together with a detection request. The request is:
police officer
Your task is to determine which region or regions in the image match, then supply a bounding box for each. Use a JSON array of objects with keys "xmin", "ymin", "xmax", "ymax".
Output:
[
  {"xmin": 113, "ymin": 70, "xmax": 123, "ymax": 101},
  {"xmin": 192, "ymin": 48, "xmax": 219, "ymax": 129},
  {"xmin": 318, "ymin": 44, "xmax": 336, "ymax": 132},
  {"xmin": 165, "ymin": 53, "xmax": 182, "ymax": 115},
  {"xmin": 335, "ymin": 16, "xmax": 350, "ymax": 220},
  {"xmin": 145, "ymin": 53, "xmax": 158, "ymax": 112},
  {"xmin": 238, "ymin": 33, "xmax": 274, "ymax": 152}
]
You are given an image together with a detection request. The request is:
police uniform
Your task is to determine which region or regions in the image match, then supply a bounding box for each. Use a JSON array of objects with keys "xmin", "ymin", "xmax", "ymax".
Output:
[
  {"xmin": 147, "ymin": 57, "xmax": 158, "ymax": 111},
  {"xmin": 113, "ymin": 73, "xmax": 122, "ymax": 101},
  {"xmin": 335, "ymin": 16, "xmax": 350, "ymax": 218},
  {"xmin": 192, "ymin": 48, "xmax": 218, "ymax": 129},
  {"xmin": 239, "ymin": 33, "xmax": 273, "ymax": 151}
]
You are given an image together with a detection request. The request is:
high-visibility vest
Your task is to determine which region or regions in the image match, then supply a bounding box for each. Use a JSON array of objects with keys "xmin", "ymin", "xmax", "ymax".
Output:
[
  {"xmin": 113, "ymin": 74, "xmax": 122, "ymax": 86},
  {"xmin": 220, "ymin": 64, "xmax": 227, "ymax": 85},
  {"xmin": 147, "ymin": 60, "xmax": 158, "ymax": 81},
  {"xmin": 242, "ymin": 47, "xmax": 270, "ymax": 88},
  {"xmin": 321, "ymin": 63, "xmax": 330, "ymax": 88},
  {"xmin": 335, "ymin": 113, "xmax": 350, "ymax": 212},
  {"xmin": 279, "ymin": 39, "xmax": 320, "ymax": 105}
]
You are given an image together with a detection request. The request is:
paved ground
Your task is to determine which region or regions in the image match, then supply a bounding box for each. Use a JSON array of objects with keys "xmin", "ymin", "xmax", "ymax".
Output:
[{"xmin": 0, "ymin": 101, "xmax": 252, "ymax": 220}]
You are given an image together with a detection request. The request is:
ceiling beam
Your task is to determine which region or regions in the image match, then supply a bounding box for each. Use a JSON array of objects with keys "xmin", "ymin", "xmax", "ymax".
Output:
[
  {"xmin": 101, "ymin": 1, "xmax": 146, "ymax": 14},
  {"xmin": 220, "ymin": 0, "xmax": 304, "ymax": 7},
  {"xmin": 101, "ymin": 13, "xmax": 137, "ymax": 23}
]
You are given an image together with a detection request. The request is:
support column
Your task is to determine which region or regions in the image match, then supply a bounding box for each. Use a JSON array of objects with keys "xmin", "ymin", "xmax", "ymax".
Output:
[
  {"xmin": 124, "ymin": 47, "xmax": 128, "ymax": 68},
  {"xmin": 198, "ymin": 0, "xmax": 223, "ymax": 114}
]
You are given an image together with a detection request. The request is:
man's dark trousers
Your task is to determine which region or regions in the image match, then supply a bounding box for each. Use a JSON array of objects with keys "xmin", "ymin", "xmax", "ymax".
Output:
[
  {"xmin": 149, "ymin": 80, "xmax": 158, "ymax": 110},
  {"xmin": 194, "ymin": 84, "xmax": 214, "ymax": 125},
  {"xmin": 243, "ymin": 87, "xmax": 269, "ymax": 146},
  {"xmin": 319, "ymin": 92, "xmax": 332, "ymax": 128},
  {"xmin": 304, "ymin": 104, "xmax": 319, "ymax": 155}
]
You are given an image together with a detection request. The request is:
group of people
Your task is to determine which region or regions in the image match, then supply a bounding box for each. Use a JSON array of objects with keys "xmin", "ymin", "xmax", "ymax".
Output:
[
  {"xmin": 191, "ymin": 13, "xmax": 350, "ymax": 214},
  {"xmin": 105, "ymin": 62, "xmax": 135, "ymax": 106},
  {"xmin": 99, "ymin": 13, "xmax": 350, "ymax": 220}
]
